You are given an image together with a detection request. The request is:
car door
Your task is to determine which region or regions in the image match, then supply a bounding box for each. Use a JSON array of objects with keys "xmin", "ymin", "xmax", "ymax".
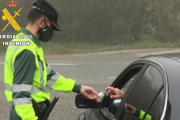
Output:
[
  {"xmin": 88, "ymin": 61, "xmax": 148, "ymax": 120},
  {"xmin": 115, "ymin": 62, "xmax": 167, "ymax": 120}
]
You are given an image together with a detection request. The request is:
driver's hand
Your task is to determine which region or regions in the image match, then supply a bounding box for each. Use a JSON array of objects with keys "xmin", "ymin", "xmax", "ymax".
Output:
[{"xmin": 106, "ymin": 87, "xmax": 125, "ymax": 99}]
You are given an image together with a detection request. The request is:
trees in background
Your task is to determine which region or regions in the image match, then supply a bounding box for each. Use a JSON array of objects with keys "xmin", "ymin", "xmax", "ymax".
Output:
[{"xmin": 1, "ymin": 0, "xmax": 180, "ymax": 43}]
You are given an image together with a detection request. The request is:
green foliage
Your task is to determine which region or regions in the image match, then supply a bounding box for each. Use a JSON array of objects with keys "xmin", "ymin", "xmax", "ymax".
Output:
[
  {"xmin": 41, "ymin": 40, "xmax": 180, "ymax": 55},
  {"xmin": 141, "ymin": 0, "xmax": 180, "ymax": 41},
  {"xmin": 0, "ymin": 0, "xmax": 180, "ymax": 55}
]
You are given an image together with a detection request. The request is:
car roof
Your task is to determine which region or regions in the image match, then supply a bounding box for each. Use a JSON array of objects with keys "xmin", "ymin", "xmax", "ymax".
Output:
[{"xmin": 138, "ymin": 52, "xmax": 180, "ymax": 120}]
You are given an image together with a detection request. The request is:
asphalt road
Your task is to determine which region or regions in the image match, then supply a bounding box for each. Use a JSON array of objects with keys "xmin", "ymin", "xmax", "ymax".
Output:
[{"xmin": 0, "ymin": 48, "xmax": 180, "ymax": 120}]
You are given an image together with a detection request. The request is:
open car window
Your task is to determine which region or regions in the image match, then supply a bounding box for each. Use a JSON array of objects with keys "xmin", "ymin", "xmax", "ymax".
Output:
[
  {"xmin": 121, "ymin": 64, "xmax": 165, "ymax": 120},
  {"xmin": 100, "ymin": 63, "xmax": 145, "ymax": 119}
]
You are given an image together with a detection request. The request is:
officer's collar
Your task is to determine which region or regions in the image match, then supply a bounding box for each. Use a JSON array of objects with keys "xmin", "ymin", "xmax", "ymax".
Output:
[{"xmin": 20, "ymin": 28, "xmax": 41, "ymax": 47}]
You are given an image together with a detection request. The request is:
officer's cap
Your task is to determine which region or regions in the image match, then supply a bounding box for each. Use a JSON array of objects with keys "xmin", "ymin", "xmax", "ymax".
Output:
[{"xmin": 32, "ymin": 0, "xmax": 62, "ymax": 31}]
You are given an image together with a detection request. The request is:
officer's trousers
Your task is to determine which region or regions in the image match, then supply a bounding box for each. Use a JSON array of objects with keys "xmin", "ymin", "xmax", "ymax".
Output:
[
  {"xmin": 10, "ymin": 106, "xmax": 21, "ymax": 120},
  {"xmin": 10, "ymin": 100, "xmax": 49, "ymax": 120}
]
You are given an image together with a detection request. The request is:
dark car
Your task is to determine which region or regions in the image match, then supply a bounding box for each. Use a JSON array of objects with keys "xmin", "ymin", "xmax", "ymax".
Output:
[{"xmin": 75, "ymin": 53, "xmax": 180, "ymax": 120}]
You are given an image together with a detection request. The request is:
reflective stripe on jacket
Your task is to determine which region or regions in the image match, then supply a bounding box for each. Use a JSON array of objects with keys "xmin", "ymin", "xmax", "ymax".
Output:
[
  {"xmin": 139, "ymin": 110, "xmax": 152, "ymax": 120},
  {"xmin": 4, "ymin": 31, "xmax": 76, "ymax": 120}
]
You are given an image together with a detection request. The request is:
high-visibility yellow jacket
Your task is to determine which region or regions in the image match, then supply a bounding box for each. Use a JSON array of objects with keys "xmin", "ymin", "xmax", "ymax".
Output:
[
  {"xmin": 139, "ymin": 110, "xmax": 152, "ymax": 120},
  {"xmin": 136, "ymin": 109, "xmax": 159, "ymax": 120},
  {"xmin": 4, "ymin": 28, "xmax": 81, "ymax": 120}
]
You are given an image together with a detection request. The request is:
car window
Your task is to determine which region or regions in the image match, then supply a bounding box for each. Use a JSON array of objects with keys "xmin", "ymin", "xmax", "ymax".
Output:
[
  {"xmin": 107, "ymin": 74, "xmax": 137, "ymax": 116},
  {"xmin": 121, "ymin": 74, "xmax": 136, "ymax": 91},
  {"xmin": 122, "ymin": 65, "xmax": 165, "ymax": 120},
  {"xmin": 146, "ymin": 90, "xmax": 164, "ymax": 120},
  {"xmin": 100, "ymin": 64, "xmax": 144, "ymax": 118}
]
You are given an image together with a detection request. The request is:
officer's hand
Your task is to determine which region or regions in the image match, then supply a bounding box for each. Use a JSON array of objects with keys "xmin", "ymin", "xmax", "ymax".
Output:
[
  {"xmin": 80, "ymin": 85, "xmax": 98, "ymax": 100},
  {"xmin": 124, "ymin": 103, "xmax": 137, "ymax": 114},
  {"xmin": 106, "ymin": 87, "xmax": 125, "ymax": 99}
]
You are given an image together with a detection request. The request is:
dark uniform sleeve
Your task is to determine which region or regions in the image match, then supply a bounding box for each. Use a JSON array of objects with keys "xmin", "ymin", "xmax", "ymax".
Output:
[
  {"xmin": 13, "ymin": 50, "xmax": 35, "ymax": 85},
  {"xmin": 12, "ymin": 50, "xmax": 37, "ymax": 120}
]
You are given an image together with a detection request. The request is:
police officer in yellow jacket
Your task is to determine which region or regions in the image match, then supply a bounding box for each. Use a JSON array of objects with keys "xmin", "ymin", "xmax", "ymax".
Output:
[{"xmin": 4, "ymin": 0, "xmax": 98, "ymax": 120}]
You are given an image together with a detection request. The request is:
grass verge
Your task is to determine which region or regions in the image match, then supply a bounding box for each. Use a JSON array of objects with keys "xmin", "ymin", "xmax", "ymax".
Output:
[
  {"xmin": 1, "ymin": 40, "xmax": 180, "ymax": 55},
  {"xmin": 42, "ymin": 40, "xmax": 180, "ymax": 55}
]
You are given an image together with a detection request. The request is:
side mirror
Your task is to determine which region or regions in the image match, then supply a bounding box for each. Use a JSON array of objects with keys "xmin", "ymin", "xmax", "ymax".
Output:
[
  {"xmin": 109, "ymin": 99, "xmax": 122, "ymax": 114},
  {"xmin": 75, "ymin": 94, "xmax": 100, "ymax": 108}
]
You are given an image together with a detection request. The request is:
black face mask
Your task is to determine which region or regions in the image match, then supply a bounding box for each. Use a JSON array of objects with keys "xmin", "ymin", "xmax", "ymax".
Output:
[{"xmin": 38, "ymin": 22, "xmax": 53, "ymax": 42}]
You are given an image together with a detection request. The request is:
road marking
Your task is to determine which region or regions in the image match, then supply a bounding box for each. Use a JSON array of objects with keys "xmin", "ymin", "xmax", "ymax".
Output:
[
  {"xmin": 0, "ymin": 62, "xmax": 78, "ymax": 66},
  {"xmin": 48, "ymin": 63, "xmax": 78, "ymax": 66},
  {"xmin": 108, "ymin": 77, "xmax": 116, "ymax": 79}
]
